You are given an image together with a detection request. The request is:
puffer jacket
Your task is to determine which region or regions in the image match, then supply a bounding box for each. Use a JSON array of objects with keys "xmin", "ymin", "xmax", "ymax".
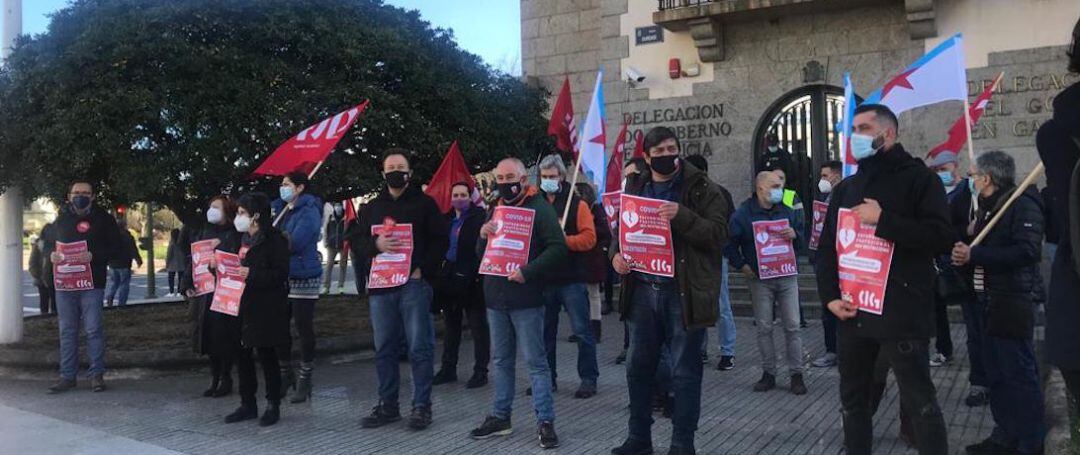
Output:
[{"xmin": 272, "ymin": 192, "xmax": 324, "ymax": 280}]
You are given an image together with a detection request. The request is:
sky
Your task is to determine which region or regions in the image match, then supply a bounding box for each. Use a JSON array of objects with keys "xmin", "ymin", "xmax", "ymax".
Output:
[{"xmin": 18, "ymin": 0, "xmax": 522, "ymax": 75}]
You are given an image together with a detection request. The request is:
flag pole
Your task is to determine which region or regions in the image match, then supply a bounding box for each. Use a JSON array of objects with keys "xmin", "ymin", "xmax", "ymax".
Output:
[
  {"xmin": 969, "ymin": 161, "xmax": 1044, "ymax": 247},
  {"xmin": 962, "ymin": 73, "xmax": 1004, "ymax": 165},
  {"xmin": 561, "ymin": 154, "xmax": 583, "ymax": 229}
]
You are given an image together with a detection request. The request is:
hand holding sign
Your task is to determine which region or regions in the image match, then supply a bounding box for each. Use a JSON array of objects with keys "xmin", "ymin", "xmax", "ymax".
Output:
[
  {"xmin": 657, "ymin": 202, "xmax": 679, "ymax": 221},
  {"xmin": 827, "ymin": 299, "xmax": 857, "ymax": 320},
  {"xmin": 852, "ymin": 198, "xmax": 882, "ymax": 225},
  {"xmin": 612, "ymin": 254, "xmax": 630, "ymax": 275}
]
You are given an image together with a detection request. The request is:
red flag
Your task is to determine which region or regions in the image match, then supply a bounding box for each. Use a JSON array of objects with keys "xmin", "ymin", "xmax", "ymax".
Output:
[
  {"xmin": 252, "ymin": 101, "xmax": 370, "ymax": 177},
  {"xmin": 547, "ymin": 76, "xmax": 579, "ymax": 158},
  {"xmin": 928, "ymin": 76, "xmax": 999, "ymax": 159},
  {"xmin": 342, "ymin": 198, "xmax": 357, "ymax": 253},
  {"xmin": 631, "ymin": 130, "xmax": 645, "ymax": 160},
  {"xmin": 607, "ymin": 122, "xmax": 629, "ymax": 193},
  {"xmin": 424, "ymin": 141, "xmax": 476, "ymax": 214}
]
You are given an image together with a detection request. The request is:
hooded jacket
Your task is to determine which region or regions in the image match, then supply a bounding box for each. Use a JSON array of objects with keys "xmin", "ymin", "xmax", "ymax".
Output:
[{"xmin": 272, "ymin": 193, "xmax": 324, "ymax": 280}]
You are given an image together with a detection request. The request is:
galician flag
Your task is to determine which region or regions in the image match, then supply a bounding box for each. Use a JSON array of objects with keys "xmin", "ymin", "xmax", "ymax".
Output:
[
  {"xmin": 861, "ymin": 33, "xmax": 968, "ymax": 115},
  {"xmin": 578, "ymin": 71, "xmax": 607, "ymax": 193},
  {"xmin": 840, "ymin": 73, "xmax": 858, "ymax": 178}
]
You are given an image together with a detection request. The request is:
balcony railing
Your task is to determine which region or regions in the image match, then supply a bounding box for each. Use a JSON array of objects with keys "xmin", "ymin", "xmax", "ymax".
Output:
[{"xmin": 657, "ymin": 0, "xmax": 717, "ymax": 11}]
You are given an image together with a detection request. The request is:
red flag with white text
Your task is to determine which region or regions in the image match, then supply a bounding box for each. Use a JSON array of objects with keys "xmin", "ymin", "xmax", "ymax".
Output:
[
  {"xmin": 252, "ymin": 101, "xmax": 369, "ymax": 177},
  {"xmin": 547, "ymin": 76, "xmax": 579, "ymax": 158}
]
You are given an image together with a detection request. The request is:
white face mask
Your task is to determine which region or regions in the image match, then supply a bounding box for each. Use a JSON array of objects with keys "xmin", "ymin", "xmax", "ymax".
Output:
[
  {"xmin": 818, "ymin": 179, "xmax": 833, "ymax": 194},
  {"xmin": 206, "ymin": 207, "xmax": 223, "ymax": 224},
  {"xmin": 234, "ymin": 214, "xmax": 252, "ymax": 233},
  {"xmin": 768, "ymin": 146, "xmax": 779, "ymax": 152}
]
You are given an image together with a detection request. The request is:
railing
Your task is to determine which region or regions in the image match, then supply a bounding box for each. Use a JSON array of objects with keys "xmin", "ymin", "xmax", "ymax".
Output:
[{"xmin": 657, "ymin": 0, "xmax": 716, "ymax": 11}]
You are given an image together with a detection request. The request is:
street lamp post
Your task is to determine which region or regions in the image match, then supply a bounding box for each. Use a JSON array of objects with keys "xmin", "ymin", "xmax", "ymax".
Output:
[{"xmin": 0, "ymin": 0, "xmax": 24, "ymax": 344}]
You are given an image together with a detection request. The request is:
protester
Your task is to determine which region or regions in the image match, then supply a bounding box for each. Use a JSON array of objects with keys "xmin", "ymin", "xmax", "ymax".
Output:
[
  {"xmin": 225, "ymin": 192, "xmax": 291, "ymax": 427},
  {"xmin": 352, "ymin": 149, "xmax": 447, "ymax": 431},
  {"xmin": 950, "ymin": 151, "xmax": 1046, "ymax": 455},
  {"xmin": 815, "ymin": 104, "xmax": 951, "ymax": 454},
  {"xmin": 610, "ymin": 126, "xmax": 731, "ymax": 455},
  {"xmin": 1036, "ymin": 17, "xmax": 1080, "ymax": 438},
  {"xmin": 757, "ymin": 132, "xmax": 794, "ymax": 187},
  {"xmin": 921, "ymin": 152, "xmax": 967, "ymax": 368},
  {"xmin": 271, "ymin": 171, "xmax": 324, "ymax": 403},
  {"xmin": 469, "ymin": 157, "xmax": 565, "ymax": 449},
  {"xmin": 322, "ymin": 201, "xmax": 348, "ymax": 295},
  {"xmin": 432, "ymin": 182, "xmax": 490, "ymax": 389},
  {"xmin": 182, "ymin": 196, "xmax": 243, "ymax": 399},
  {"xmin": 535, "ymin": 154, "xmax": 599, "ymax": 399},
  {"xmin": 683, "ymin": 154, "xmax": 736, "ymax": 370},
  {"xmin": 811, "ymin": 160, "xmax": 842, "ymax": 368},
  {"xmin": 104, "ymin": 218, "xmax": 143, "ymax": 307},
  {"xmin": 166, "ymin": 228, "xmax": 185, "ymax": 297},
  {"xmin": 29, "ymin": 224, "xmax": 57, "ymax": 315},
  {"xmin": 726, "ymin": 171, "xmax": 806, "ymax": 395},
  {"xmin": 44, "ymin": 181, "xmax": 123, "ymax": 393}
]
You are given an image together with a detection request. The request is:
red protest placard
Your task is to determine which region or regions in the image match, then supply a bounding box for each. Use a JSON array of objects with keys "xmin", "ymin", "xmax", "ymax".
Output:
[
  {"xmin": 601, "ymin": 191, "xmax": 621, "ymax": 232},
  {"xmin": 210, "ymin": 251, "xmax": 244, "ymax": 316},
  {"xmin": 53, "ymin": 241, "xmax": 94, "ymax": 291},
  {"xmin": 367, "ymin": 222, "xmax": 414, "ymax": 289},
  {"xmin": 836, "ymin": 208, "xmax": 895, "ymax": 315},
  {"xmin": 808, "ymin": 200, "xmax": 828, "ymax": 251},
  {"xmin": 479, "ymin": 206, "xmax": 535, "ymax": 277},
  {"xmin": 752, "ymin": 219, "xmax": 798, "ymax": 279},
  {"xmin": 190, "ymin": 240, "xmax": 217, "ymax": 296},
  {"xmin": 618, "ymin": 194, "xmax": 675, "ymax": 278}
]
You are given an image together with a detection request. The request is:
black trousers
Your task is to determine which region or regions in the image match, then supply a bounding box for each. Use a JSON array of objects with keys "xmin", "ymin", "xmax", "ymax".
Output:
[
  {"xmin": 291, "ymin": 299, "xmax": 317, "ymax": 363},
  {"xmin": 838, "ymin": 332, "xmax": 948, "ymax": 455},
  {"xmin": 933, "ymin": 301, "xmax": 953, "ymax": 358},
  {"xmin": 168, "ymin": 272, "xmax": 177, "ymax": 294},
  {"xmin": 210, "ymin": 352, "xmax": 233, "ymax": 381},
  {"xmin": 37, "ymin": 285, "xmax": 56, "ymax": 314},
  {"xmin": 439, "ymin": 292, "xmax": 490, "ymax": 375},
  {"xmin": 237, "ymin": 346, "xmax": 281, "ymax": 407}
]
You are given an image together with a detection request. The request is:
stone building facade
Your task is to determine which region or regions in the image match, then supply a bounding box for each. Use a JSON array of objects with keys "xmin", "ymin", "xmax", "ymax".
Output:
[{"xmin": 522, "ymin": 0, "xmax": 1079, "ymax": 200}]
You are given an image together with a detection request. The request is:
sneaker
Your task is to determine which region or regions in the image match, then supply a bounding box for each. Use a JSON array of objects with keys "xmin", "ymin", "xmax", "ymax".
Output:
[
  {"xmin": 407, "ymin": 406, "xmax": 432, "ymax": 430},
  {"xmin": 538, "ymin": 421, "xmax": 559, "ymax": 449},
  {"xmin": 91, "ymin": 375, "xmax": 106, "ymax": 393},
  {"xmin": 432, "ymin": 368, "xmax": 457, "ymax": 385},
  {"xmin": 224, "ymin": 405, "xmax": 258, "ymax": 423},
  {"xmin": 611, "ymin": 438, "xmax": 655, "ymax": 455},
  {"xmin": 700, "ymin": 352, "xmax": 709, "ymax": 364},
  {"xmin": 753, "ymin": 372, "xmax": 776, "ymax": 392},
  {"xmin": 470, "ymin": 415, "xmax": 512, "ymax": 439},
  {"xmin": 573, "ymin": 382, "xmax": 597, "ymax": 399},
  {"xmin": 929, "ymin": 353, "xmax": 950, "ymax": 367},
  {"xmin": 811, "ymin": 352, "xmax": 838, "ymax": 368},
  {"xmin": 465, "ymin": 372, "xmax": 488, "ymax": 389},
  {"xmin": 964, "ymin": 437, "xmax": 1016, "ymax": 454},
  {"xmin": 568, "ymin": 334, "xmax": 579, "ymax": 343},
  {"xmin": 964, "ymin": 389, "xmax": 991, "ymax": 407},
  {"xmin": 615, "ymin": 349, "xmax": 627, "ymax": 365},
  {"xmin": 716, "ymin": 355, "xmax": 734, "ymax": 371},
  {"xmin": 790, "ymin": 374, "xmax": 807, "ymax": 395},
  {"xmin": 360, "ymin": 403, "xmax": 401, "ymax": 428},
  {"xmin": 47, "ymin": 378, "xmax": 76, "ymax": 394}
]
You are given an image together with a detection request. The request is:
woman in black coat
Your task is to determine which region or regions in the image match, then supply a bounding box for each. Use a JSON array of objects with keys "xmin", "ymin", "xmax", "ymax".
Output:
[
  {"xmin": 182, "ymin": 196, "xmax": 243, "ymax": 398},
  {"xmin": 1036, "ymin": 18, "xmax": 1080, "ymax": 414},
  {"xmin": 432, "ymin": 183, "xmax": 489, "ymax": 388},
  {"xmin": 225, "ymin": 192, "xmax": 291, "ymax": 427}
]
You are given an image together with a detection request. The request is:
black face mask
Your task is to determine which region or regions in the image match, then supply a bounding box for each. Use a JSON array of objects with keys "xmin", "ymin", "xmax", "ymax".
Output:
[
  {"xmin": 385, "ymin": 171, "xmax": 409, "ymax": 190},
  {"xmin": 72, "ymin": 196, "xmax": 92, "ymax": 212},
  {"xmin": 497, "ymin": 182, "xmax": 523, "ymax": 201},
  {"xmin": 650, "ymin": 155, "xmax": 679, "ymax": 176}
]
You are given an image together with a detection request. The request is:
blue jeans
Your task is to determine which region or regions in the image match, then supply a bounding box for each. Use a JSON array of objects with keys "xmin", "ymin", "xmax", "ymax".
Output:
[
  {"xmin": 626, "ymin": 280, "xmax": 705, "ymax": 449},
  {"xmin": 369, "ymin": 279, "xmax": 435, "ymax": 409},
  {"xmin": 701, "ymin": 259, "xmax": 736, "ymax": 357},
  {"xmin": 979, "ymin": 296, "xmax": 1046, "ymax": 453},
  {"xmin": 104, "ymin": 268, "xmax": 132, "ymax": 306},
  {"xmin": 55, "ymin": 289, "xmax": 106, "ymax": 380},
  {"xmin": 488, "ymin": 306, "xmax": 555, "ymax": 423},
  {"xmin": 960, "ymin": 294, "xmax": 988, "ymax": 389},
  {"xmin": 542, "ymin": 283, "xmax": 598, "ymax": 384}
]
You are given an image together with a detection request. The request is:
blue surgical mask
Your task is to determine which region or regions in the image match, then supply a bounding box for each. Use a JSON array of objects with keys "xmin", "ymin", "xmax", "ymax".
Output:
[
  {"xmin": 937, "ymin": 171, "xmax": 955, "ymax": 188},
  {"xmin": 850, "ymin": 133, "xmax": 882, "ymax": 161},
  {"xmin": 968, "ymin": 176, "xmax": 978, "ymax": 195},
  {"xmin": 279, "ymin": 186, "xmax": 295, "ymax": 203},
  {"xmin": 768, "ymin": 188, "xmax": 784, "ymax": 204},
  {"xmin": 540, "ymin": 178, "xmax": 561, "ymax": 194}
]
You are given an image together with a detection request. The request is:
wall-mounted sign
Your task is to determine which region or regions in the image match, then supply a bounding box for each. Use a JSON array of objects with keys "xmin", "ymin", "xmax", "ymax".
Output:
[{"xmin": 635, "ymin": 26, "xmax": 664, "ymax": 45}]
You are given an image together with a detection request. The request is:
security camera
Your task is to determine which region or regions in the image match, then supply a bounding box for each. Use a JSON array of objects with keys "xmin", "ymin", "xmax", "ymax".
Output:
[{"xmin": 625, "ymin": 67, "xmax": 646, "ymax": 85}]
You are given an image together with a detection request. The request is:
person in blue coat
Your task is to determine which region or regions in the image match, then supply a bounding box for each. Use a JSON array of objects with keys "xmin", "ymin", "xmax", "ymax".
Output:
[{"xmin": 271, "ymin": 171, "xmax": 324, "ymax": 404}]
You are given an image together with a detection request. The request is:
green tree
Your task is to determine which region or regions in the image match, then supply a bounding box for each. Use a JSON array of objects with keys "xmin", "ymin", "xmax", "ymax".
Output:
[{"xmin": 0, "ymin": 0, "xmax": 549, "ymax": 220}]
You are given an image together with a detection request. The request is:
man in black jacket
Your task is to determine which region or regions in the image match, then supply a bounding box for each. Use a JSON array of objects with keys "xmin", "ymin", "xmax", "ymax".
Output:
[
  {"xmin": 104, "ymin": 218, "xmax": 143, "ymax": 307},
  {"xmin": 44, "ymin": 181, "xmax": 123, "ymax": 394},
  {"xmin": 816, "ymin": 105, "xmax": 952, "ymax": 454},
  {"xmin": 950, "ymin": 151, "xmax": 1046, "ymax": 455},
  {"xmin": 351, "ymin": 149, "xmax": 449, "ymax": 431}
]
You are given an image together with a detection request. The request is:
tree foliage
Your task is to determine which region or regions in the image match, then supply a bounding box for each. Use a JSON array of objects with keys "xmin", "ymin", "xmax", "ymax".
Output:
[{"xmin": 0, "ymin": 0, "xmax": 549, "ymax": 220}]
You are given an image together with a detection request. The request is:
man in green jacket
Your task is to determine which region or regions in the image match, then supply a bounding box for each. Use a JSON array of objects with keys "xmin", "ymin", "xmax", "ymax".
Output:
[
  {"xmin": 469, "ymin": 157, "xmax": 567, "ymax": 450},
  {"xmin": 610, "ymin": 126, "xmax": 732, "ymax": 455}
]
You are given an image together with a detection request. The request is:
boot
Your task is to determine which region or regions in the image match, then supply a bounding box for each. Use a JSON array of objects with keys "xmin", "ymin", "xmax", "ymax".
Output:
[
  {"xmin": 279, "ymin": 361, "xmax": 296, "ymax": 400},
  {"xmin": 224, "ymin": 403, "xmax": 258, "ymax": 423},
  {"xmin": 212, "ymin": 375, "xmax": 233, "ymax": 398},
  {"xmin": 203, "ymin": 373, "xmax": 220, "ymax": 397},
  {"xmin": 259, "ymin": 401, "xmax": 280, "ymax": 427},
  {"xmin": 290, "ymin": 362, "xmax": 313, "ymax": 404},
  {"xmin": 590, "ymin": 320, "xmax": 602, "ymax": 344}
]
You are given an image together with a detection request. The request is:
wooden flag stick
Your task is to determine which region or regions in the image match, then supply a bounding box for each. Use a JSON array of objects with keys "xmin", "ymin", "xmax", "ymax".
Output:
[
  {"xmin": 970, "ymin": 161, "xmax": 1044, "ymax": 247},
  {"xmin": 560, "ymin": 155, "xmax": 583, "ymax": 229}
]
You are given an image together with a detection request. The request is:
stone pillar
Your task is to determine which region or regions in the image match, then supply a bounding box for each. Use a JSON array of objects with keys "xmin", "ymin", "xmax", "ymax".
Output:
[{"xmin": 0, "ymin": 0, "xmax": 24, "ymax": 344}]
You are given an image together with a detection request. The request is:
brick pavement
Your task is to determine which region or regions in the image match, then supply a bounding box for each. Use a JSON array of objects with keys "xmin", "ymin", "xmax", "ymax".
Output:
[{"xmin": 0, "ymin": 314, "xmax": 992, "ymax": 454}]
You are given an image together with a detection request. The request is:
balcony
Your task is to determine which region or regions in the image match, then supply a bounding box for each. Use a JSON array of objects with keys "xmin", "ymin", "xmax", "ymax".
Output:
[{"xmin": 652, "ymin": 0, "xmax": 936, "ymax": 62}]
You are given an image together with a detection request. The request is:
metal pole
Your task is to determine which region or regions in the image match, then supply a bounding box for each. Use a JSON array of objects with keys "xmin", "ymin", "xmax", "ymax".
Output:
[
  {"xmin": 143, "ymin": 203, "xmax": 156, "ymax": 299},
  {"xmin": 0, "ymin": 0, "xmax": 24, "ymax": 343}
]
